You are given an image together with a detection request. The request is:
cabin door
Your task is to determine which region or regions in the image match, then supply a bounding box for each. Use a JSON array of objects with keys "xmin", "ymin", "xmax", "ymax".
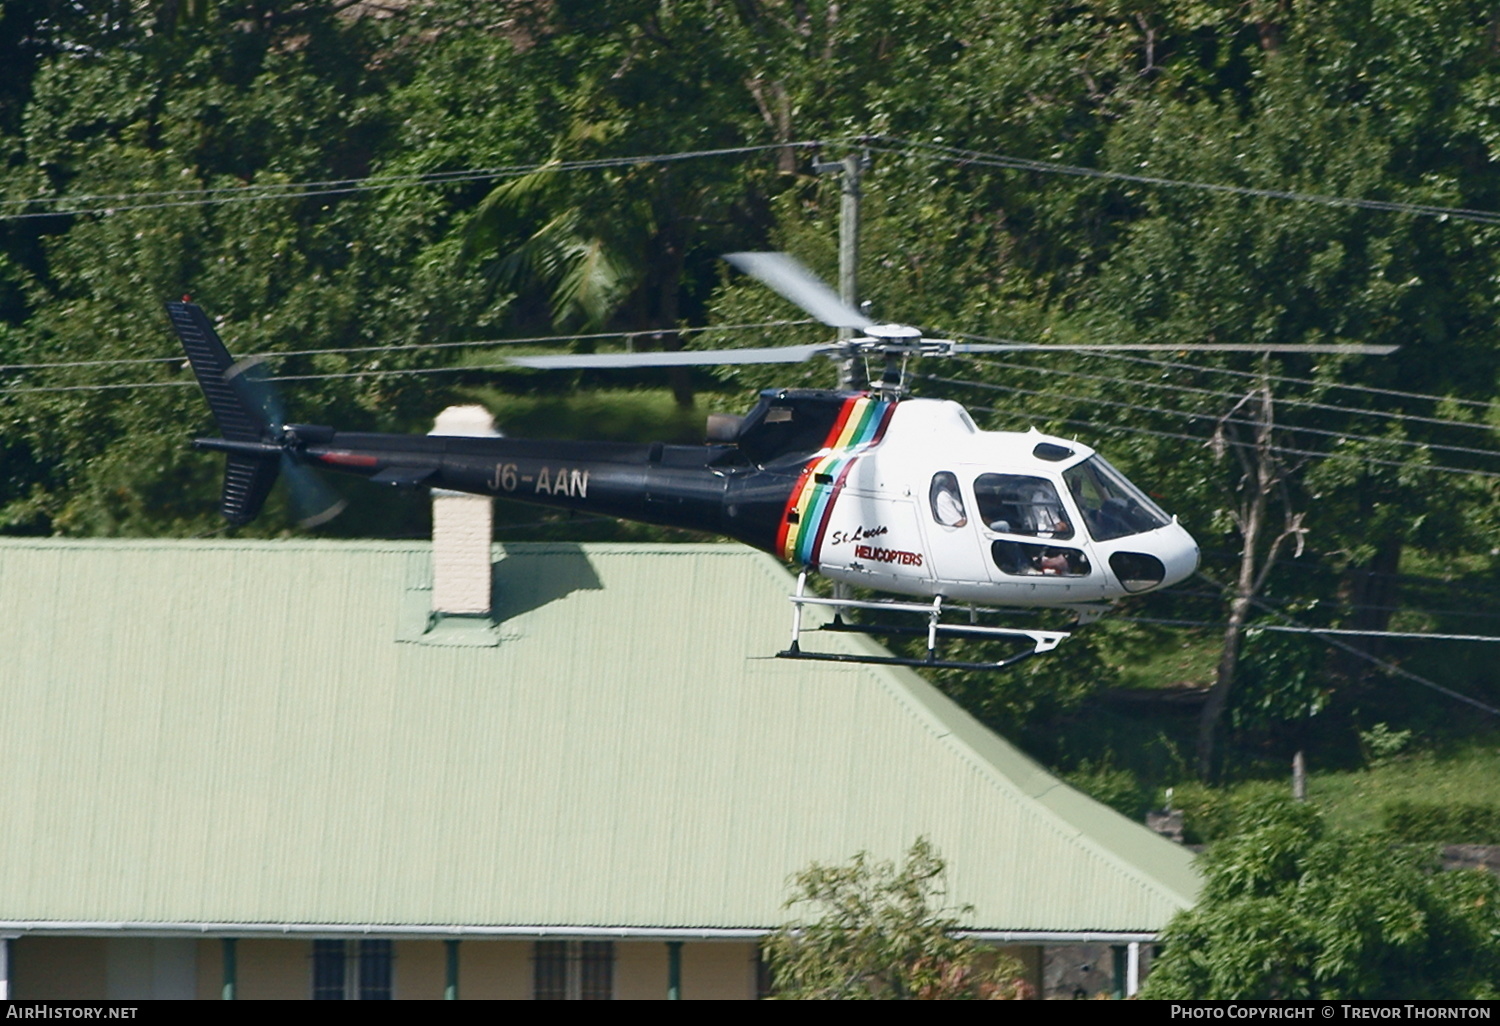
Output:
[{"xmin": 915, "ymin": 470, "xmax": 988, "ymax": 587}]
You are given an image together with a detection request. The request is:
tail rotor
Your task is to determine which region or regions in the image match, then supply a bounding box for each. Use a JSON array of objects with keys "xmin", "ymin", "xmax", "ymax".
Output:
[
  {"xmin": 167, "ymin": 301, "xmax": 345, "ymax": 528},
  {"xmin": 223, "ymin": 350, "xmax": 347, "ymax": 528}
]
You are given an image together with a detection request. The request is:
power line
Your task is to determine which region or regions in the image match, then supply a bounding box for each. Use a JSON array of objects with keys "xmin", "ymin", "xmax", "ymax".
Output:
[
  {"xmin": 1260, "ymin": 624, "xmax": 1500, "ymax": 643},
  {"xmin": 941, "ymin": 372, "xmax": 1495, "ymax": 472},
  {"xmin": 10, "ymin": 319, "xmax": 1494, "ymax": 461},
  {"xmin": 1116, "ymin": 618, "xmax": 1500, "ymax": 642},
  {"xmin": 0, "ymin": 319, "xmax": 816, "ymax": 375},
  {"xmin": 12, "ymin": 129, "xmax": 1500, "ymax": 230},
  {"xmin": 1142, "ymin": 587, "xmax": 1500, "ymax": 622},
  {"xmin": 945, "ymin": 384, "xmax": 1500, "ymax": 480},
  {"xmin": 0, "ymin": 141, "xmax": 829, "ymax": 221},
  {"xmin": 1192, "ymin": 570, "xmax": 1500, "ymax": 717},
  {"xmin": 0, "ymin": 379, "xmax": 196, "ymax": 395},
  {"xmin": 1196, "ymin": 549, "xmax": 1500, "ymax": 606},
  {"xmin": 871, "ymin": 137, "xmax": 1500, "ymax": 227},
  {"xmin": 955, "ymin": 349, "xmax": 1498, "ymax": 435},
  {"xmin": 962, "ymin": 396, "xmax": 1500, "ymax": 480},
  {"xmin": 1088, "ymin": 349, "xmax": 1500, "ymax": 413},
  {"xmin": 932, "ymin": 366, "xmax": 1500, "ymax": 461},
  {"xmin": 1169, "ymin": 584, "xmax": 1500, "ymax": 623},
  {"xmin": 952, "ymin": 331, "xmax": 1500, "ymax": 416}
]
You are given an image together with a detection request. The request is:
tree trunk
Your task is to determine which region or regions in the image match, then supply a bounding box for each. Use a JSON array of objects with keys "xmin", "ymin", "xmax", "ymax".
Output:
[
  {"xmin": 1198, "ymin": 380, "xmax": 1300, "ymax": 780},
  {"xmin": 1197, "ymin": 475, "xmax": 1266, "ymax": 778},
  {"xmin": 649, "ymin": 210, "xmax": 694, "ymax": 410}
]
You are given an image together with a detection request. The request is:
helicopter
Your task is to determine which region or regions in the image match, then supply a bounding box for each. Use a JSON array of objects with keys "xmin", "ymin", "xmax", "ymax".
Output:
[{"xmin": 169, "ymin": 252, "xmax": 1394, "ymax": 671}]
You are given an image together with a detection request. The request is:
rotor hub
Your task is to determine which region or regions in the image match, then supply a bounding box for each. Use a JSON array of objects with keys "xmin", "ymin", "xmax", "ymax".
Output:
[{"xmin": 863, "ymin": 323, "xmax": 922, "ymax": 344}]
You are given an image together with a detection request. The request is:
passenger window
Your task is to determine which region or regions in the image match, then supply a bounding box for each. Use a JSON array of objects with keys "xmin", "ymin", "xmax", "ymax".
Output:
[
  {"xmin": 991, "ymin": 541, "xmax": 1092, "ymax": 578},
  {"xmin": 972, "ymin": 474, "xmax": 1074, "ymax": 540},
  {"xmin": 928, "ymin": 471, "xmax": 968, "ymax": 527}
]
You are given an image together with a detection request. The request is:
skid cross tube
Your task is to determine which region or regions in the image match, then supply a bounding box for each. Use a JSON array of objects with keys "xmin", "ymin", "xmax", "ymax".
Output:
[
  {"xmin": 779, "ymin": 582, "xmax": 1069, "ymax": 668},
  {"xmin": 776, "ymin": 647, "xmax": 1049, "ymax": 672}
]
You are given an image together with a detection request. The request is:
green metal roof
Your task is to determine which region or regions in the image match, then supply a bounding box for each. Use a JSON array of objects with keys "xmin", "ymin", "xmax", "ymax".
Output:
[{"xmin": 0, "ymin": 538, "xmax": 1198, "ymax": 935}]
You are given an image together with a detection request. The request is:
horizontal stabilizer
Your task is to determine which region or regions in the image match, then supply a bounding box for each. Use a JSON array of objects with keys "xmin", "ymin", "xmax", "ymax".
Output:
[{"xmin": 370, "ymin": 466, "xmax": 437, "ymax": 488}]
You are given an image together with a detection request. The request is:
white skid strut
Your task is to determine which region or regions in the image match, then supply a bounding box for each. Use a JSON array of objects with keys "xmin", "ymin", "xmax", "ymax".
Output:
[{"xmin": 782, "ymin": 573, "xmax": 1069, "ymax": 671}]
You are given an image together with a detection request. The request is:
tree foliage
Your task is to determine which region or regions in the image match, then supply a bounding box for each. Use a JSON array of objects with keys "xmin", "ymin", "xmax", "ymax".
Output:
[
  {"xmin": 763, "ymin": 837, "xmax": 1030, "ymax": 1000},
  {"xmin": 1142, "ymin": 798, "xmax": 1500, "ymax": 999}
]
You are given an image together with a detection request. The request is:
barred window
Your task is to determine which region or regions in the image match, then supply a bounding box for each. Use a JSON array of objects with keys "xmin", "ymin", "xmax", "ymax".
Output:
[
  {"xmin": 312, "ymin": 939, "xmax": 392, "ymax": 1000},
  {"xmin": 533, "ymin": 940, "xmax": 614, "ymax": 1000},
  {"xmin": 534, "ymin": 941, "xmax": 568, "ymax": 1000}
]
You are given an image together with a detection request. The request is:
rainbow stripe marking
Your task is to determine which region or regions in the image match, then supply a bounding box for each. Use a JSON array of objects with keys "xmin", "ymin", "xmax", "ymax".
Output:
[{"xmin": 776, "ymin": 396, "xmax": 897, "ymax": 565}]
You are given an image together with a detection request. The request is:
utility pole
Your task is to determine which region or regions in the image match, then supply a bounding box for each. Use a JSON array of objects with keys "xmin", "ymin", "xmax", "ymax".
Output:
[
  {"xmin": 813, "ymin": 149, "xmax": 869, "ymax": 620},
  {"xmin": 815, "ymin": 149, "xmax": 870, "ymax": 390}
]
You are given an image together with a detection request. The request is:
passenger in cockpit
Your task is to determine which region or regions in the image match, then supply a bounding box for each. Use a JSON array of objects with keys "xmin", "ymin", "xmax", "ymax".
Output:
[{"xmin": 930, "ymin": 472, "xmax": 968, "ymax": 528}]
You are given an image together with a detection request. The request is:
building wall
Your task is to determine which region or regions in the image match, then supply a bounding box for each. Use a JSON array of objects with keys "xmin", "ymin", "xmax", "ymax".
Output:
[
  {"xmin": 13, "ymin": 936, "xmax": 810, "ymax": 1000},
  {"xmin": 613, "ymin": 940, "xmax": 666, "ymax": 1000},
  {"xmin": 104, "ymin": 939, "xmax": 195, "ymax": 1000},
  {"xmin": 393, "ymin": 939, "xmax": 445, "ymax": 1000},
  {"xmin": 236, "ymin": 939, "xmax": 311, "ymax": 1000},
  {"xmin": 13, "ymin": 938, "xmax": 106, "ymax": 1000},
  {"xmin": 195, "ymin": 940, "xmax": 220, "ymax": 1000},
  {"xmin": 1042, "ymin": 942, "xmax": 1154, "ymax": 999},
  {"xmin": 14, "ymin": 938, "xmax": 198, "ymax": 1000},
  {"xmin": 682, "ymin": 943, "xmax": 758, "ymax": 1000},
  {"xmin": 452, "ymin": 940, "xmax": 530, "ymax": 1000},
  {"xmin": 191, "ymin": 937, "xmax": 533, "ymax": 1000}
]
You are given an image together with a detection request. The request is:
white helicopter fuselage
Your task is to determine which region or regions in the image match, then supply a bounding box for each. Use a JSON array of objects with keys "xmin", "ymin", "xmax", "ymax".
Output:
[{"xmin": 786, "ymin": 398, "xmax": 1200, "ymax": 607}]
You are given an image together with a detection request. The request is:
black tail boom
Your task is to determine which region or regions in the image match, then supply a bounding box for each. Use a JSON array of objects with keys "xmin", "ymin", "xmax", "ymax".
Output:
[{"xmin": 171, "ymin": 300, "xmax": 805, "ymax": 547}]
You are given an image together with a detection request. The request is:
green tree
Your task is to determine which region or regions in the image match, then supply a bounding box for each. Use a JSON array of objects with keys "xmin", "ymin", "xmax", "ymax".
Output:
[
  {"xmin": 763, "ymin": 837, "xmax": 1030, "ymax": 1000},
  {"xmin": 1142, "ymin": 798, "xmax": 1500, "ymax": 999},
  {"xmin": 1011, "ymin": 1, "xmax": 1500, "ymax": 771},
  {"xmin": 0, "ymin": 0, "xmax": 534, "ymax": 536}
]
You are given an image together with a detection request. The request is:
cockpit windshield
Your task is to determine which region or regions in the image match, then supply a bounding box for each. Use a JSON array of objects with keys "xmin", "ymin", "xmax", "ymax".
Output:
[{"xmin": 1063, "ymin": 456, "xmax": 1171, "ymax": 542}]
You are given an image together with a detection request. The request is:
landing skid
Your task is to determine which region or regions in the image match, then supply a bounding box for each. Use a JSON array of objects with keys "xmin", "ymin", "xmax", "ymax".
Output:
[{"xmin": 777, "ymin": 572, "xmax": 1071, "ymax": 671}]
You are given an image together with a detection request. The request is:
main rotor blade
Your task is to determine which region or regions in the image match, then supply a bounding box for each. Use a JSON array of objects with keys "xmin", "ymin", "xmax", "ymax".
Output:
[
  {"xmin": 504, "ymin": 343, "xmax": 834, "ymax": 369},
  {"xmin": 951, "ymin": 342, "xmax": 1400, "ymax": 355},
  {"xmin": 723, "ymin": 252, "xmax": 874, "ymax": 330}
]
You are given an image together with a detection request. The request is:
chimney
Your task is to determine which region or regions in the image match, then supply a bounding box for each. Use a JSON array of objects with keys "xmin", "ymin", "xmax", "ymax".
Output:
[{"xmin": 428, "ymin": 405, "xmax": 499, "ymax": 617}]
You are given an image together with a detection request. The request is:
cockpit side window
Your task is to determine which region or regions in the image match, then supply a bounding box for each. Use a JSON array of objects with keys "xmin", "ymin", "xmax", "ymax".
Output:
[
  {"xmin": 1063, "ymin": 456, "xmax": 1170, "ymax": 542},
  {"xmin": 972, "ymin": 474, "xmax": 1074, "ymax": 540},
  {"xmin": 928, "ymin": 471, "xmax": 968, "ymax": 527}
]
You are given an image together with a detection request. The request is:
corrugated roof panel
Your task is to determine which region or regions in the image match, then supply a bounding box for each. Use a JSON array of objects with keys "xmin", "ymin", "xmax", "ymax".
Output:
[{"xmin": 0, "ymin": 539, "xmax": 1198, "ymax": 932}]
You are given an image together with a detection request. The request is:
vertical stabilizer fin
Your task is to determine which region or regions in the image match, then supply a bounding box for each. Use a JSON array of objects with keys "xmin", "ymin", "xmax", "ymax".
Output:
[
  {"xmin": 221, "ymin": 452, "xmax": 281, "ymax": 525},
  {"xmin": 166, "ymin": 301, "xmax": 281, "ymax": 524},
  {"xmin": 165, "ymin": 301, "xmax": 267, "ymax": 442}
]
